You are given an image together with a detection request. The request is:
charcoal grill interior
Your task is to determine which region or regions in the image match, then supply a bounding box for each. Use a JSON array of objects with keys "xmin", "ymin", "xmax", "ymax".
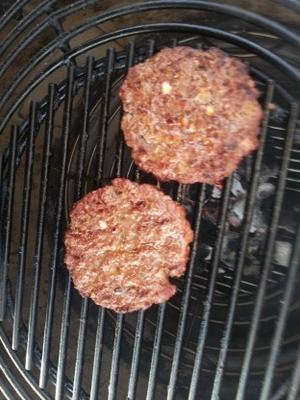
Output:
[{"xmin": 0, "ymin": 1, "xmax": 300, "ymax": 399}]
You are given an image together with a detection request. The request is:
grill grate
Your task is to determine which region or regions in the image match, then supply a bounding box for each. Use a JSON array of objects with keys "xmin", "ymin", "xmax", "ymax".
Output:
[{"xmin": 0, "ymin": 1, "xmax": 300, "ymax": 399}]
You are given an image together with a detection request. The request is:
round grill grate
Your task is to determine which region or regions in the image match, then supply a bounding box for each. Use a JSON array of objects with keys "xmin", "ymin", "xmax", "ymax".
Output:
[{"xmin": 0, "ymin": 2, "xmax": 300, "ymax": 400}]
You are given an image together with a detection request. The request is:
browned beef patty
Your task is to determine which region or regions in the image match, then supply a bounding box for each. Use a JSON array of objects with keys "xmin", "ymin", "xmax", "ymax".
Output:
[
  {"xmin": 119, "ymin": 46, "xmax": 263, "ymax": 185},
  {"xmin": 64, "ymin": 178, "xmax": 193, "ymax": 313}
]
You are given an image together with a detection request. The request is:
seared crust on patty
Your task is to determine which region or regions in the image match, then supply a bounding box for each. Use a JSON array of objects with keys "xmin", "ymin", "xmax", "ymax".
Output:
[
  {"xmin": 64, "ymin": 178, "xmax": 193, "ymax": 313},
  {"xmin": 119, "ymin": 46, "xmax": 263, "ymax": 185}
]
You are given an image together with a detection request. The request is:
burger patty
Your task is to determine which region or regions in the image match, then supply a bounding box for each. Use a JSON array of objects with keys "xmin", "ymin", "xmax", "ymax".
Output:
[
  {"xmin": 119, "ymin": 46, "xmax": 263, "ymax": 185},
  {"xmin": 64, "ymin": 178, "xmax": 193, "ymax": 313}
]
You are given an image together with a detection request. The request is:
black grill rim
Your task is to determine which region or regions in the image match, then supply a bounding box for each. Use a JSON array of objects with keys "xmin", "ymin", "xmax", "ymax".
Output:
[
  {"xmin": 1, "ymin": 21, "xmax": 300, "ymax": 135},
  {"xmin": 1, "ymin": 0, "xmax": 300, "ymax": 129},
  {"xmin": 0, "ymin": 1, "xmax": 300, "ymax": 400}
]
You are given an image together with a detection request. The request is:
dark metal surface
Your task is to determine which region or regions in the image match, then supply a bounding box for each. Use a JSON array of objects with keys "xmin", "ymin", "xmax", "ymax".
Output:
[{"xmin": 0, "ymin": 1, "xmax": 300, "ymax": 399}]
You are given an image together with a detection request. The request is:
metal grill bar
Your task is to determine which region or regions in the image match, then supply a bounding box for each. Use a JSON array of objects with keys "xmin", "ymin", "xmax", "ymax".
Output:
[
  {"xmin": 96, "ymin": 48, "xmax": 115, "ymax": 186},
  {"xmin": 2, "ymin": 0, "xmax": 300, "ymax": 133},
  {"xmin": 0, "ymin": 352, "xmax": 28, "ymax": 400},
  {"xmin": 108, "ymin": 314, "xmax": 124, "ymax": 400},
  {"xmin": 107, "ymin": 40, "xmax": 138, "ymax": 400},
  {"xmin": 0, "ymin": 153, "xmax": 3, "ymax": 217},
  {"xmin": 167, "ymin": 184, "xmax": 206, "ymax": 400},
  {"xmin": 0, "ymin": 377, "xmax": 16, "ymax": 400},
  {"xmin": 54, "ymin": 276, "xmax": 72, "ymax": 399},
  {"xmin": 88, "ymin": 51, "xmax": 120, "ymax": 400},
  {"xmin": 146, "ymin": 302, "xmax": 167, "ymax": 400},
  {"xmin": 146, "ymin": 183, "xmax": 182, "ymax": 400},
  {"xmin": 89, "ymin": 308, "xmax": 106, "ymax": 400},
  {"xmin": 36, "ymin": 64, "xmax": 74, "ymax": 378},
  {"xmin": 0, "ymin": 3, "xmax": 299, "ymax": 398},
  {"xmin": 188, "ymin": 175, "xmax": 233, "ymax": 400},
  {"xmin": 259, "ymin": 218, "xmax": 300, "ymax": 400},
  {"xmin": 116, "ymin": 136, "xmax": 124, "ymax": 178},
  {"xmin": 236, "ymin": 103, "xmax": 299, "ymax": 399},
  {"xmin": 0, "ymin": 325, "xmax": 52, "ymax": 400},
  {"xmin": 199, "ymin": 274, "xmax": 258, "ymax": 294},
  {"xmin": 126, "ymin": 39, "xmax": 154, "ymax": 400},
  {"xmin": 210, "ymin": 81, "xmax": 275, "ymax": 398},
  {"xmin": 55, "ymin": 59, "xmax": 94, "ymax": 398},
  {"xmin": 0, "ymin": 0, "xmax": 27, "ymax": 30},
  {"xmin": 2, "ymin": 21, "xmax": 299, "ymax": 134},
  {"xmin": 0, "ymin": 0, "xmax": 299, "ymax": 86},
  {"xmin": 75, "ymin": 56, "xmax": 93, "ymax": 200},
  {"xmin": 115, "ymin": 135, "xmax": 124, "ymax": 178},
  {"xmin": 127, "ymin": 310, "xmax": 145, "ymax": 400},
  {"xmin": 0, "ymin": 0, "xmax": 94, "ymax": 78},
  {"xmin": 146, "ymin": 39, "xmax": 155, "ymax": 57},
  {"xmin": 46, "ymin": 76, "xmax": 76, "ymax": 399},
  {"xmin": 140, "ymin": 39, "xmax": 169, "ymax": 400},
  {"xmin": 115, "ymin": 43, "xmax": 134, "ymax": 179},
  {"xmin": 72, "ymin": 299, "xmax": 89, "ymax": 400},
  {"xmin": 0, "ymin": 126, "xmax": 17, "ymax": 321},
  {"xmin": 287, "ymin": 343, "xmax": 300, "ymax": 400},
  {"xmin": 71, "ymin": 56, "xmax": 93, "ymax": 400},
  {"xmin": 27, "ymin": 86, "xmax": 55, "ymax": 368},
  {"xmin": 88, "ymin": 46, "xmax": 119, "ymax": 400},
  {"xmin": 126, "ymin": 174, "xmax": 146, "ymax": 393},
  {"xmin": 12, "ymin": 101, "xmax": 37, "ymax": 350},
  {"xmin": 31, "ymin": 83, "xmax": 55, "ymax": 383},
  {"xmin": 66, "ymin": 24, "xmax": 300, "ymax": 82},
  {"xmin": 0, "ymin": 0, "xmax": 56, "ymax": 56}
]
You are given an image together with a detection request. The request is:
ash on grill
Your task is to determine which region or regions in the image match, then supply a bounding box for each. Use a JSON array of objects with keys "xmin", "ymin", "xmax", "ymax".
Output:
[{"xmin": 182, "ymin": 153, "xmax": 297, "ymax": 284}]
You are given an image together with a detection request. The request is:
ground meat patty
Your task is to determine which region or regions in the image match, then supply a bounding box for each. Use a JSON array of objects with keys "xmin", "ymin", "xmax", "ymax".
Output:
[
  {"xmin": 119, "ymin": 46, "xmax": 263, "ymax": 186},
  {"xmin": 64, "ymin": 178, "xmax": 193, "ymax": 313}
]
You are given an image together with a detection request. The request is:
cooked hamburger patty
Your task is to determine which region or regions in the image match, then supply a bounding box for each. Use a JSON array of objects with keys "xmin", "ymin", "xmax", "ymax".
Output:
[
  {"xmin": 119, "ymin": 46, "xmax": 263, "ymax": 185},
  {"xmin": 64, "ymin": 178, "xmax": 193, "ymax": 313}
]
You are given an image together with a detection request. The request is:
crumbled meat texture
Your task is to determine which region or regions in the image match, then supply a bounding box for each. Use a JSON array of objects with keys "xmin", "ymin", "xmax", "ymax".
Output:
[
  {"xmin": 119, "ymin": 46, "xmax": 264, "ymax": 185},
  {"xmin": 64, "ymin": 179, "xmax": 194, "ymax": 313}
]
